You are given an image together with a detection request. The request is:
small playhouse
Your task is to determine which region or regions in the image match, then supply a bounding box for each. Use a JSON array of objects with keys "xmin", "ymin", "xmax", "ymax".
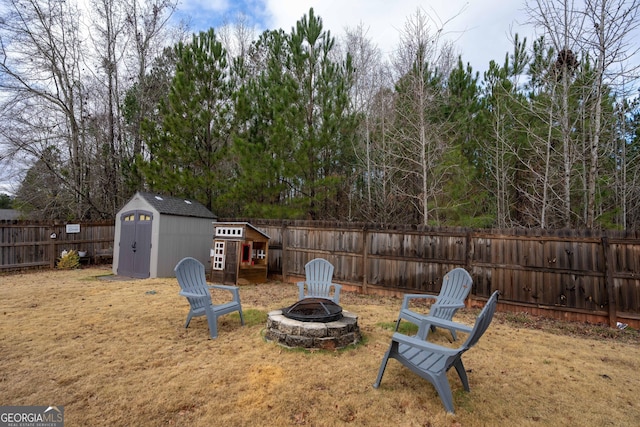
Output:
[
  {"xmin": 113, "ymin": 191, "xmax": 216, "ymax": 278},
  {"xmin": 210, "ymin": 222, "xmax": 270, "ymax": 285}
]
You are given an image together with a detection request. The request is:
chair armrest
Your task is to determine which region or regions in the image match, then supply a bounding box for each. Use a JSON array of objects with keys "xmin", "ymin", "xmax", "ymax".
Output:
[
  {"xmin": 392, "ymin": 332, "xmax": 461, "ymax": 356},
  {"xmin": 297, "ymin": 281, "xmax": 305, "ymax": 300},
  {"xmin": 419, "ymin": 317, "xmax": 473, "ymax": 334},
  {"xmin": 210, "ymin": 284, "xmax": 241, "ymax": 299},
  {"xmin": 179, "ymin": 291, "xmax": 208, "ymax": 300},
  {"xmin": 210, "ymin": 284, "xmax": 239, "ymax": 291},
  {"xmin": 401, "ymin": 294, "xmax": 437, "ymax": 310},
  {"xmin": 332, "ymin": 283, "xmax": 342, "ymax": 303}
]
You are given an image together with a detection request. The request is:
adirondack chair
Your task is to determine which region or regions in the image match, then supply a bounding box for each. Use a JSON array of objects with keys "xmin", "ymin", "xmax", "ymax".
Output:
[
  {"xmin": 297, "ymin": 258, "xmax": 342, "ymax": 304},
  {"xmin": 175, "ymin": 257, "xmax": 244, "ymax": 339},
  {"xmin": 374, "ymin": 290, "xmax": 499, "ymax": 414},
  {"xmin": 395, "ymin": 268, "xmax": 473, "ymax": 340}
]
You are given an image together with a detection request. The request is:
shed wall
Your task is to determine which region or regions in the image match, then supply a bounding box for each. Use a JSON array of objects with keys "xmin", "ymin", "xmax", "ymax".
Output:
[{"xmin": 156, "ymin": 215, "xmax": 214, "ymax": 277}]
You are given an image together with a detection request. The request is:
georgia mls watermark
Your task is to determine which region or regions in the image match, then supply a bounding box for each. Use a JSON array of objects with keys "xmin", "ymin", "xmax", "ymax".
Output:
[{"xmin": 0, "ymin": 406, "xmax": 64, "ymax": 427}]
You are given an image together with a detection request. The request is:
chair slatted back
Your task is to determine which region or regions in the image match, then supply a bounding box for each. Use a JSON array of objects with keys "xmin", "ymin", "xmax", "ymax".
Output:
[
  {"xmin": 430, "ymin": 268, "xmax": 473, "ymax": 320},
  {"xmin": 305, "ymin": 258, "xmax": 335, "ymax": 296},
  {"xmin": 175, "ymin": 257, "xmax": 211, "ymax": 310}
]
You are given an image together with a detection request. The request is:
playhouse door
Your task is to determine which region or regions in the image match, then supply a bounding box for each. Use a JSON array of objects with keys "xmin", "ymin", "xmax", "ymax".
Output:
[
  {"xmin": 118, "ymin": 210, "xmax": 152, "ymax": 278},
  {"xmin": 223, "ymin": 241, "xmax": 239, "ymax": 284}
]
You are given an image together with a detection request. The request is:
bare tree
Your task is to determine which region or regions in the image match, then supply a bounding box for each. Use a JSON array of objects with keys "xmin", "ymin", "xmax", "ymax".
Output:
[
  {"xmin": 581, "ymin": 0, "xmax": 640, "ymax": 228},
  {"xmin": 625, "ymin": 123, "xmax": 640, "ymax": 228},
  {"xmin": 342, "ymin": 23, "xmax": 394, "ymax": 221},
  {"xmin": 0, "ymin": 0, "xmax": 97, "ymax": 217},
  {"xmin": 88, "ymin": 0, "xmax": 179, "ymax": 211},
  {"xmin": 0, "ymin": 0, "xmax": 180, "ymax": 218},
  {"xmin": 526, "ymin": 0, "xmax": 587, "ymax": 227},
  {"xmin": 120, "ymin": 0, "xmax": 181, "ymax": 185},
  {"xmin": 485, "ymin": 68, "xmax": 513, "ymax": 228},
  {"xmin": 527, "ymin": 0, "xmax": 640, "ymax": 229},
  {"xmin": 386, "ymin": 8, "xmax": 457, "ymax": 225},
  {"xmin": 89, "ymin": 0, "xmax": 127, "ymax": 214},
  {"xmin": 217, "ymin": 12, "xmax": 256, "ymax": 64},
  {"xmin": 616, "ymin": 95, "xmax": 640, "ymax": 228}
]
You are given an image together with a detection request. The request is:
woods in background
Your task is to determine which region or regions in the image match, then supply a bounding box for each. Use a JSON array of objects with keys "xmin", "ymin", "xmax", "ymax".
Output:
[{"xmin": 1, "ymin": 2, "xmax": 639, "ymax": 229}]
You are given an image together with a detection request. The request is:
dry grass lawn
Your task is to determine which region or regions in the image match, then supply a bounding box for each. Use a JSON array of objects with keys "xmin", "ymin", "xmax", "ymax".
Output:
[{"xmin": 1, "ymin": 267, "xmax": 639, "ymax": 426}]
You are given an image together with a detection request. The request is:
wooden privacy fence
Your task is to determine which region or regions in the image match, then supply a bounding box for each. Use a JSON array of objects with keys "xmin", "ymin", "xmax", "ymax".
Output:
[
  {"xmin": 3, "ymin": 218, "xmax": 640, "ymax": 328},
  {"xmin": 241, "ymin": 219, "xmax": 640, "ymax": 328},
  {"xmin": 1, "ymin": 220, "xmax": 114, "ymax": 270}
]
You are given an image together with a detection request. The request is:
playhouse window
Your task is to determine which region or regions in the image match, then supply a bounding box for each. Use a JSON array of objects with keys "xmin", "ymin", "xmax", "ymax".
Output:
[
  {"xmin": 252, "ymin": 241, "xmax": 267, "ymax": 265},
  {"xmin": 213, "ymin": 241, "xmax": 225, "ymax": 270}
]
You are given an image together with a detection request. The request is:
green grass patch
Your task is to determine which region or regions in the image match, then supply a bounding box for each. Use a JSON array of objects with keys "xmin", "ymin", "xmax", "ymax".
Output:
[
  {"xmin": 89, "ymin": 273, "xmax": 115, "ymax": 281},
  {"xmin": 238, "ymin": 309, "xmax": 268, "ymax": 327},
  {"xmin": 454, "ymin": 387, "xmax": 474, "ymax": 412},
  {"xmin": 377, "ymin": 320, "xmax": 419, "ymax": 335}
]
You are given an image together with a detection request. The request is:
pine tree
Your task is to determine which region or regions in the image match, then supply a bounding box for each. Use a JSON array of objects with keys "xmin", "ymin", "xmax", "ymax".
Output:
[
  {"xmin": 232, "ymin": 29, "xmax": 303, "ymax": 218},
  {"xmin": 138, "ymin": 29, "xmax": 233, "ymax": 213},
  {"xmin": 442, "ymin": 58, "xmax": 492, "ymax": 226},
  {"xmin": 232, "ymin": 9, "xmax": 358, "ymax": 219}
]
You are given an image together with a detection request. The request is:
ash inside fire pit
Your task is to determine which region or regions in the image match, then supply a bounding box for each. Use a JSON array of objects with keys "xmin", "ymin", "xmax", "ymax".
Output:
[{"xmin": 282, "ymin": 298, "xmax": 343, "ymax": 322}]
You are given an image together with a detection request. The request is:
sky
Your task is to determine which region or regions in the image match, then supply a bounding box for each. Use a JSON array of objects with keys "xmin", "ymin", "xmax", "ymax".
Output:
[{"xmin": 173, "ymin": 0, "xmax": 534, "ymax": 76}]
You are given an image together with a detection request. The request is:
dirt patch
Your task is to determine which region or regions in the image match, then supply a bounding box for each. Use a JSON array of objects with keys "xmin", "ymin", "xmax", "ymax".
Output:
[{"xmin": 1, "ymin": 267, "xmax": 639, "ymax": 426}]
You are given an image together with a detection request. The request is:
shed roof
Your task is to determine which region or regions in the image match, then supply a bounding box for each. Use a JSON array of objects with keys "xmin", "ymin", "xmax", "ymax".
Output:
[
  {"xmin": 136, "ymin": 192, "xmax": 216, "ymax": 219},
  {"xmin": 0, "ymin": 209, "xmax": 20, "ymax": 220}
]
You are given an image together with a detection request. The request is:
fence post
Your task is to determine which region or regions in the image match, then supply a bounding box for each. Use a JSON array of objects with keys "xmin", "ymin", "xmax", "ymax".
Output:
[
  {"xmin": 601, "ymin": 236, "xmax": 617, "ymax": 327},
  {"xmin": 281, "ymin": 221, "xmax": 288, "ymax": 283},
  {"xmin": 49, "ymin": 236, "xmax": 56, "ymax": 269},
  {"xmin": 464, "ymin": 229, "xmax": 472, "ymax": 270},
  {"xmin": 464, "ymin": 229, "xmax": 473, "ymax": 307},
  {"xmin": 362, "ymin": 226, "xmax": 368, "ymax": 295}
]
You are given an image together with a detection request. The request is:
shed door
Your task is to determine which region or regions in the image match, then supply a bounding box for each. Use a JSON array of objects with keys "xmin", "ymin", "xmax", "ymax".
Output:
[{"xmin": 118, "ymin": 210, "xmax": 152, "ymax": 278}]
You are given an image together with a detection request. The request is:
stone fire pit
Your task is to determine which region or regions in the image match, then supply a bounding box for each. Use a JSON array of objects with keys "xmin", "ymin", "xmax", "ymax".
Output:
[{"xmin": 265, "ymin": 299, "xmax": 361, "ymax": 350}]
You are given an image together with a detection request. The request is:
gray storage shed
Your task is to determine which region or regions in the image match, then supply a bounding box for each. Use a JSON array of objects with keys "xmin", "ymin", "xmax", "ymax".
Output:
[{"xmin": 112, "ymin": 191, "xmax": 216, "ymax": 278}]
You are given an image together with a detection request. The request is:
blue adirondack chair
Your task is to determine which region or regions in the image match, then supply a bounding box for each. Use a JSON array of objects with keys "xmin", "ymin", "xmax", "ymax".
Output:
[
  {"xmin": 396, "ymin": 268, "xmax": 473, "ymax": 340},
  {"xmin": 297, "ymin": 258, "xmax": 342, "ymax": 304},
  {"xmin": 374, "ymin": 290, "xmax": 500, "ymax": 414},
  {"xmin": 175, "ymin": 257, "xmax": 244, "ymax": 339}
]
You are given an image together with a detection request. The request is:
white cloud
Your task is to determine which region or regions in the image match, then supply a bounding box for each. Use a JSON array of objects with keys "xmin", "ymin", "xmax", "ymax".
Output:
[
  {"xmin": 178, "ymin": 0, "xmax": 230, "ymax": 13},
  {"xmin": 173, "ymin": 0, "xmax": 541, "ymax": 75},
  {"xmin": 261, "ymin": 0, "xmax": 533, "ymax": 74}
]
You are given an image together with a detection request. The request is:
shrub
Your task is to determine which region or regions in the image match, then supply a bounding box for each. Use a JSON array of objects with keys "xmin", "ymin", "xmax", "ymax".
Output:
[{"xmin": 57, "ymin": 250, "xmax": 80, "ymax": 270}]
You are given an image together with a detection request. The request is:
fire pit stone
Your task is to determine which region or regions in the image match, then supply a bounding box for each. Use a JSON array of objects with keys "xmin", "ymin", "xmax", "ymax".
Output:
[{"xmin": 265, "ymin": 309, "xmax": 360, "ymax": 350}]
